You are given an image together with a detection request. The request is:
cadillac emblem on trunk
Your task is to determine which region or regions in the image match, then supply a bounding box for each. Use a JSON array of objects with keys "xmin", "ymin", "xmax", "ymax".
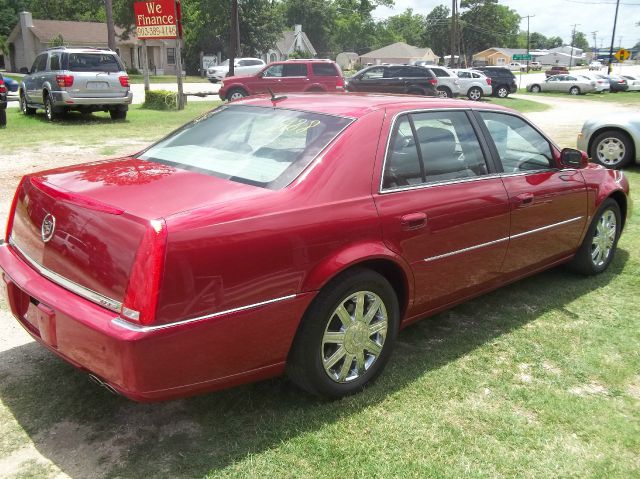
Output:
[{"xmin": 41, "ymin": 214, "xmax": 56, "ymax": 242}]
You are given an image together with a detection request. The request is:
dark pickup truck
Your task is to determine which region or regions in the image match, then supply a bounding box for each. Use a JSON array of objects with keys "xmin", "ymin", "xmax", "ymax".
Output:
[
  {"xmin": 545, "ymin": 66, "xmax": 569, "ymax": 78},
  {"xmin": 346, "ymin": 65, "xmax": 438, "ymax": 96}
]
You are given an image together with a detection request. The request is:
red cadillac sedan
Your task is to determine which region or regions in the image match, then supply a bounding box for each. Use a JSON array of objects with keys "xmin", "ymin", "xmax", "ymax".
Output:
[{"xmin": 0, "ymin": 94, "xmax": 631, "ymax": 401}]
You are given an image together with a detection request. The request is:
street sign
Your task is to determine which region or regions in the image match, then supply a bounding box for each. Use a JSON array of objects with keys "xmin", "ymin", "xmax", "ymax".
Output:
[
  {"xmin": 512, "ymin": 54, "xmax": 532, "ymax": 61},
  {"xmin": 134, "ymin": 0, "xmax": 180, "ymax": 39},
  {"xmin": 614, "ymin": 48, "xmax": 630, "ymax": 62}
]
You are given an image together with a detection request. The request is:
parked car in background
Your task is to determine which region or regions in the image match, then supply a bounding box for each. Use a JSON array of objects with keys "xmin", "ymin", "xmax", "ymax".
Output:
[
  {"xmin": 473, "ymin": 66, "xmax": 518, "ymax": 98},
  {"xmin": 0, "ymin": 94, "xmax": 629, "ymax": 401},
  {"xmin": 2, "ymin": 75, "xmax": 19, "ymax": 93},
  {"xmin": 19, "ymin": 47, "xmax": 132, "ymax": 121},
  {"xmin": 527, "ymin": 74, "xmax": 596, "ymax": 95},
  {"xmin": 219, "ymin": 59, "xmax": 345, "ymax": 101},
  {"xmin": 545, "ymin": 66, "xmax": 569, "ymax": 78},
  {"xmin": 579, "ymin": 73, "xmax": 610, "ymax": 93},
  {"xmin": 451, "ymin": 69, "xmax": 492, "ymax": 100},
  {"xmin": 507, "ymin": 62, "xmax": 525, "ymax": 71},
  {"xmin": 589, "ymin": 61, "xmax": 603, "ymax": 71},
  {"xmin": 424, "ymin": 66, "xmax": 461, "ymax": 98},
  {"xmin": 345, "ymin": 64, "xmax": 437, "ymax": 97},
  {"xmin": 529, "ymin": 61, "xmax": 542, "ymax": 71},
  {"xmin": 621, "ymin": 75, "xmax": 640, "ymax": 91},
  {"xmin": 206, "ymin": 57, "xmax": 266, "ymax": 83},
  {"xmin": 578, "ymin": 113, "xmax": 640, "ymax": 168},
  {"xmin": 0, "ymin": 74, "xmax": 7, "ymax": 127},
  {"xmin": 411, "ymin": 60, "xmax": 437, "ymax": 68},
  {"xmin": 607, "ymin": 75, "xmax": 629, "ymax": 93}
]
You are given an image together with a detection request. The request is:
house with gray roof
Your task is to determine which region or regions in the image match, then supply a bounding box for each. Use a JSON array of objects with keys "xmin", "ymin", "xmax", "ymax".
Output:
[
  {"xmin": 262, "ymin": 25, "xmax": 317, "ymax": 63},
  {"xmin": 359, "ymin": 42, "xmax": 440, "ymax": 65}
]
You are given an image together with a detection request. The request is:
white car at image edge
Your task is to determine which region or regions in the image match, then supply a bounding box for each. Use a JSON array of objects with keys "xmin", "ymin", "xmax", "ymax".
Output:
[
  {"xmin": 577, "ymin": 113, "xmax": 640, "ymax": 169},
  {"xmin": 207, "ymin": 57, "xmax": 266, "ymax": 83}
]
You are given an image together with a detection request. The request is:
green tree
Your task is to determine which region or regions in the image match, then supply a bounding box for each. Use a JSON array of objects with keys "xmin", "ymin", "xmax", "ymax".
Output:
[
  {"xmin": 377, "ymin": 9, "xmax": 427, "ymax": 48},
  {"xmin": 280, "ymin": 0, "xmax": 336, "ymax": 56},
  {"xmin": 545, "ymin": 36, "xmax": 563, "ymax": 48},
  {"xmin": 459, "ymin": 0, "xmax": 521, "ymax": 55},
  {"xmin": 572, "ymin": 31, "xmax": 589, "ymax": 51},
  {"xmin": 528, "ymin": 32, "xmax": 548, "ymax": 50},
  {"xmin": 423, "ymin": 4, "xmax": 450, "ymax": 57}
]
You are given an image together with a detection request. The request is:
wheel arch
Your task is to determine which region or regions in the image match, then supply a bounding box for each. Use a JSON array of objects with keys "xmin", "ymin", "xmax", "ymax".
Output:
[
  {"xmin": 607, "ymin": 190, "xmax": 628, "ymax": 231},
  {"xmin": 301, "ymin": 244, "xmax": 414, "ymax": 320},
  {"xmin": 587, "ymin": 127, "xmax": 636, "ymax": 162}
]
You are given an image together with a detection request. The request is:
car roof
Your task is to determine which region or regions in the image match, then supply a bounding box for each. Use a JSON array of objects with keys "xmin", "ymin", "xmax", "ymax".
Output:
[{"xmin": 235, "ymin": 93, "xmax": 511, "ymax": 118}]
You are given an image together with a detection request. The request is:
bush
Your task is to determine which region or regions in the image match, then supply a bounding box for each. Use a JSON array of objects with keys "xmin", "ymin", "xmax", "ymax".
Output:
[
  {"xmin": 143, "ymin": 90, "xmax": 178, "ymax": 110},
  {"xmin": 127, "ymin": 67, "xmax": 140, "ymax": 75}
]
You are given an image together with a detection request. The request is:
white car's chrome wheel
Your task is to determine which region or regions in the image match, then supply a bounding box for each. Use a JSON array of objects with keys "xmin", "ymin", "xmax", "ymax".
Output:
[{"xmin": 596, "ymin": 137, "xmax": 626, "ymax": 166}]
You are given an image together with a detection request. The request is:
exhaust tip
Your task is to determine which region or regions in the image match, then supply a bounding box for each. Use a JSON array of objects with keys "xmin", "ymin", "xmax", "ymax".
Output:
[{"xmin": 88, "ymin": 373, "xmax": 120, "ymax": 396}]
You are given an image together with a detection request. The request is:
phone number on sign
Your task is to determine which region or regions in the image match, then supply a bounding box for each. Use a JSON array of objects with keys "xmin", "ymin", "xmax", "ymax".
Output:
[{"xmin": 136, "ymin": 25, "xmax": 177, "ymax": 39}]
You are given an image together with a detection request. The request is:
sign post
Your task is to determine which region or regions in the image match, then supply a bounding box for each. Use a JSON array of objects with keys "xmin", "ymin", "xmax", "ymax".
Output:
[
  {"xmin": 134, "ymin": 0, "xmax": 184, "ymax": 108},
  {"xmin": 141, "ymin": 40, "xmax": 150, "ymax": 92}
]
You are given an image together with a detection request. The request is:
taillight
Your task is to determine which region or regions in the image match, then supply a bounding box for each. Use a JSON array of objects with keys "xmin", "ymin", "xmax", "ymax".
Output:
[
  {"xmin": 56, "ymin": 75, "xmax": 74, "ymax": 87},
  {"xmin": 0, "ymin": 79, "xmax": 6, "ymax": 94},
  {"xmin": 119, "ymin": 75, "xmax": 129, "ymax": 87},
  {"xmin": 336, "ymin": 77, "xmax": 345, "ymax": 89},
  {"xmin": 429, "ymin": 78, "xmax": 438, "ymax": 85},
  {"xmin": 5, "ymin": 177, "xmax": 26, "ymax": 242},
  {"xmin": 120, "ymin": 219, "xmax": 167, "ymax": 325},
  {"xmin": 486, "ymin": 78, "xmax": 492, "ymax": 85}
]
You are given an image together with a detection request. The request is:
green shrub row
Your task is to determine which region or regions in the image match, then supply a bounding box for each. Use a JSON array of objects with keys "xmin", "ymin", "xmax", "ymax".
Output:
[{"xmin": 143, "ymin": 90, "xmax": 178, "ymax": 110}]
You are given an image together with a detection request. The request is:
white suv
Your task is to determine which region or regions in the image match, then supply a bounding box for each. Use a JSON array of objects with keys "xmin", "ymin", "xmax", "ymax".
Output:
[
  {"xmin": 207, "ymin": 58, "xmax": 266, "ymax": 83},
  {"xmin": 452, "ymin": 69, "xmax": 492, "ymax": 101},
  {"xmin": 425, "ymin": 66, "xmax": 461, "ymax": 98}
]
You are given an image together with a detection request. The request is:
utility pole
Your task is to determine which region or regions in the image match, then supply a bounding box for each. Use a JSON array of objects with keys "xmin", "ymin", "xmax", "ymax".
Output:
[
  {"xmin": 104, "ymin": 0, "xmax": 116, "ymax": 51},
  {"xmin": 569, "ymin": 24, "xmax": 579, "ymax": 69},
  {"xmin": 591, "ymin": 31, "xmax": 598, "ymax": 59},
  {"xmin": 607, "ymin": 0, "xmax": 621, "ymax": 74},
  {"xmin": 523, "ymin": 15, "xmax": 535, "ymax": 72},
  {"xmin": 229, "ymin": 0, "xmax": 239, "ymax": 76},
  {"xmin": 449, "ymin": 0, "xmax": 456, "ymax": 67}
]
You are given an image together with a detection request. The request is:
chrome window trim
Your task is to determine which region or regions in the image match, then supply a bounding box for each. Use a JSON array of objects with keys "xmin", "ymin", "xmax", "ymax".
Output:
[
  {"xmin": 9, "ymin": 238, "xmax": 123, "ymax": 313},
  {"xmin": 422, "ymin": 216, "xmax": 584, "ymax": 262},
  {"xmin": 379, "ymin": 173, "xmax": 503, "ymax": 194},
  {"xmin": 378, "ymin": 107, "xmax": 492, "ymax": 194},
  {"xmin": 111, "ymin": 294, "xmax": 298, "ymax": 333}
]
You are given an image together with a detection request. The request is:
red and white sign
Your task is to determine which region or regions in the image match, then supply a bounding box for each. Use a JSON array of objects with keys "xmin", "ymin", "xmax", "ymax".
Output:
[{"xmin": 134, "ymin": 0, "xmax": 180, "ymax": 39}]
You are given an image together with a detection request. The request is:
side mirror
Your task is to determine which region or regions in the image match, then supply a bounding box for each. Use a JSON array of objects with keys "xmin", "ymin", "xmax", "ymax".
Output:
[{"xmin": 560, "ymin": 148, "xmax": 588, "ymax": 169}]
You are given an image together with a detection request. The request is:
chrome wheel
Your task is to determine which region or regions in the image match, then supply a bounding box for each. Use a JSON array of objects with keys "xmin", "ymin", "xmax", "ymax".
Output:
[
  {"xmin": 496, "ymin": 86, "xmax": 509, "ymax": 98},
  {"xmin": 321, "ymin": 291, "xmax": 388, "ymax": 383},
  {"xmin": 228, "ymin": 89, "xmax": 246, "ymax": 101},
  {"xmin": 570, "ymin": 86, "xmax": 580, "ymax": 95},
  {"xmin": 596, "ymin": 137, "xmax": 626, "ymax": 166},
  {"xmin": 468, "ymin": 87, "xmax": 482, "ymax": 101},
  {"xmin": 591, "ymin": 209, "xmax": 617, "ymax": 267},
  {"xmin": 531, "ymin": 85, "xmax": 541, "ymax": 93},
  {"xmin": 44, "ymin": 97, "xmax": 53, "ymax": 121}
]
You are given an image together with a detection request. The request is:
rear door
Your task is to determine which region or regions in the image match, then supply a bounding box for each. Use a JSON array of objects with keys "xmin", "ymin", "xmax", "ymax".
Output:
[
  {"xmin": 65, "ymin": 52, "xmax": 126, "ymax": 99},
  {"xmin": 475, "ymin": 111, "xmax": 587, "ymax": 277},
  {"xmin": 278, "ymin": 63, "xmax": 309, "ymax": 92},
  {"xmin": 373, "ymin": 109, "xmax": 511, "ymax": 316}
]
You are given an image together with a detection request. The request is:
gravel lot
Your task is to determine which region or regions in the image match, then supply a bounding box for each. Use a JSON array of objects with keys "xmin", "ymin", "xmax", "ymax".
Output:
[{"xmin": 0, "ymin": 86, "xmax": 638, "ymax": 477}]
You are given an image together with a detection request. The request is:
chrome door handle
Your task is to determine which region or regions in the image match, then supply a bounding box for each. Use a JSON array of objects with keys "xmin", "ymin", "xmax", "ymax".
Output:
[
  {"xmin": 513, "ymin": 193, "xmax": 534, "ymax": 207},
  {"xmin": 401, "ymin": 212, "xmax": 427, "ymax": 230}
]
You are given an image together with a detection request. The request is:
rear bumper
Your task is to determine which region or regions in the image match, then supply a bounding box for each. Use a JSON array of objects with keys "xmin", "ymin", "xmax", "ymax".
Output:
[
  {"xmin": 0, "ymin": 242, "xmax": 313, "ymax": 401},
  {"xmin": 50, "ymin": 90, "xmax": 133, "ymax": 107}
]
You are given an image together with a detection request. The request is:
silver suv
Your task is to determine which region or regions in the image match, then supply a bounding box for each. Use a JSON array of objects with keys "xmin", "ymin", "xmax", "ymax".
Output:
[
  {"xmin": 424, "ymin": 66, "xmax": 461, "ymax": 98},
  {"xmin": 19, "ymin": 47, "xmax": 133, "ymax": 121}
]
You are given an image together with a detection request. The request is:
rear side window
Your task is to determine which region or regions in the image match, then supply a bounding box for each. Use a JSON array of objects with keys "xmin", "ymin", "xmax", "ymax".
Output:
[
  {"xmin": 402, "ymin": 67, "xmax": 429, "ymax": 78},
  {"xmin": 383, "ymin": 111, "xmax": 489, "ymax": 189},
  {"xmin": 138, "ymin": 105, "xmax": 353, "ymax": 189},
  {"xmin": 283, "ymin": 64, "xmax": 307, "ymax": 77},
  {"xmin": 66, "ymin": 53, "xmax": 122, "ymax": 72},
  {"xmin": 312, "ymin": 63, "xmax": 338, "ymax": 76}
]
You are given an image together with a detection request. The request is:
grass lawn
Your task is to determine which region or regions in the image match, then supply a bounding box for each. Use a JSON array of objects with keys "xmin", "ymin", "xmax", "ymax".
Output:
[
  {"xmin": 483, "ymin": 96, "xmax": 551, "ymax": 113},
  {"xmin": 128, "ymin": 74, "xmax": 211, "ymax": 84},
  {"xmin": 519, "ymin": 89, "xmax": 640, "ymax": 105},
  {"xmin": 0, "ymin": 169, "xmax": 637, "ymax": 478},
  {"xmin": 1, "ymin": 101, "xmax": 221, "ymax": 152}
]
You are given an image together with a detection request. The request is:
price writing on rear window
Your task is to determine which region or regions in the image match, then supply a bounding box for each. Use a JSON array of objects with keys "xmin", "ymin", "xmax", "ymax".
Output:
[{"xmin": 279, "ymin": 119, "xmax": 321, "ymax": 134}]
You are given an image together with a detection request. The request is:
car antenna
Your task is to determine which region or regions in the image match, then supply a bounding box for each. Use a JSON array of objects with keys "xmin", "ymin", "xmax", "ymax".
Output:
[{"xmin": 267, "ymin": 88, "xmax": 287, "ymax": 104}]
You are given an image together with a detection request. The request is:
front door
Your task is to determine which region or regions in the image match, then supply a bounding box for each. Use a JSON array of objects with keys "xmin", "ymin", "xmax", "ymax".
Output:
[
  {"xmin": 373, "ymin": 110, "xmax": 511, "ymax": 317},
  {"xmin": 349, "ymin": 67, "xmax": 386, "ymax": 93},
  {"xmin": 475, "ymin": 111, "xmax": 587, "ymax": 277}
]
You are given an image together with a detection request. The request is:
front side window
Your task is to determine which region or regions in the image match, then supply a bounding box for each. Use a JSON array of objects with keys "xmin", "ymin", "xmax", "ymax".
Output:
[
  {"xmin": 138, "ymin": 105, "xmax": 353, "ymax": 189},
  {"xmin": 478, "ymin": 111, "xmax": 553, "ymax": 173},
  {"xmin": 263, "ymin": 64, "xmax": 283, "ymax": 77},
  {"xmin": 383, "ymin": 111, "xmax": 490, "ymax": 190},
  {"xmin": 361, "ymin": 67, "xmax": 384, "ymax": 80}
]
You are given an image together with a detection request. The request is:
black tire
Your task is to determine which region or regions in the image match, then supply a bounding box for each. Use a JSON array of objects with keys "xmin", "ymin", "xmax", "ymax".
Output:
[
  {"xmin": 287, "ymin": 268, "xmax": 400, "ymax": 398},
  {"xmin": 0, "ymin": 108, "xmax": 6, "ymax": 128},
  {"xmin": 467, "ymin": 86, "xmax": 482, "ymax": 101},
  {"xmin": 530, "ymin": 84, "xmax": 541, "ymax": 93},
  {"xmin": 436, "ymin": 86, "xmax": 452, "ymax": 98},
  {"xmin": 569, "ymin": 86, "xmax": 580, "ymax": 95},
  {"xmin": 19, "ymin": 92, "xmax": 36, "ymax": 115},
  {"xmin": 109, "ymin": 109, "xmax": 127, "ymax": 120},
  {"xmin": 495, "ymin": 85, "xmax": 509, "ymax": 98},
  {"xmin": 226, "ymin": 87, "xmax": 247, "ymax": 101},
  {"xmin": 44, "ymin": 95, "xmax": 63, "ymax": 121},
  {"xmin": 570, "ymin": 199, "xmax": 621, "ymax": 275},
  {"xmin": 589, "ymin": 130, "xmax": 634, "ymax": 169}
]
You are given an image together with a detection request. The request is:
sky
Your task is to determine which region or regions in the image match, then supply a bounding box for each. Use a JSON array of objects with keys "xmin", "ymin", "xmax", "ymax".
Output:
[{"xmin": 374, "ymin": 0, "xmax": 640, "ymax": 50}]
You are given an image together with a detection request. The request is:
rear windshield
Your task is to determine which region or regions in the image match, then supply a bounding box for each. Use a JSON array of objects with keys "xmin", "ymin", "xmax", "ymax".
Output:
[
  {"xmin": 65, "ymin": 53, "xmax": 123, "ymax": 72},
  {"xmin": 138, "ymin": 105, "xmax": 353, "ymax": 189}
]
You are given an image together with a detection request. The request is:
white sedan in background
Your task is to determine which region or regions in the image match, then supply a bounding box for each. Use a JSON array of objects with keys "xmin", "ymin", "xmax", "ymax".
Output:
[
  {"xmin": 207, "ymin": 58, "xmax": 266, "ymax": 83},
  {"xmin": 578, "ymin": 113, "xmax": 640, "ymax": 169},
  {"xmin": 527, "ymin": 74, "xmax": 596, "ymax": 95},
  {"xmin": 621, "ymin": 75, "xmax": 640, "ymax": 91}
]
